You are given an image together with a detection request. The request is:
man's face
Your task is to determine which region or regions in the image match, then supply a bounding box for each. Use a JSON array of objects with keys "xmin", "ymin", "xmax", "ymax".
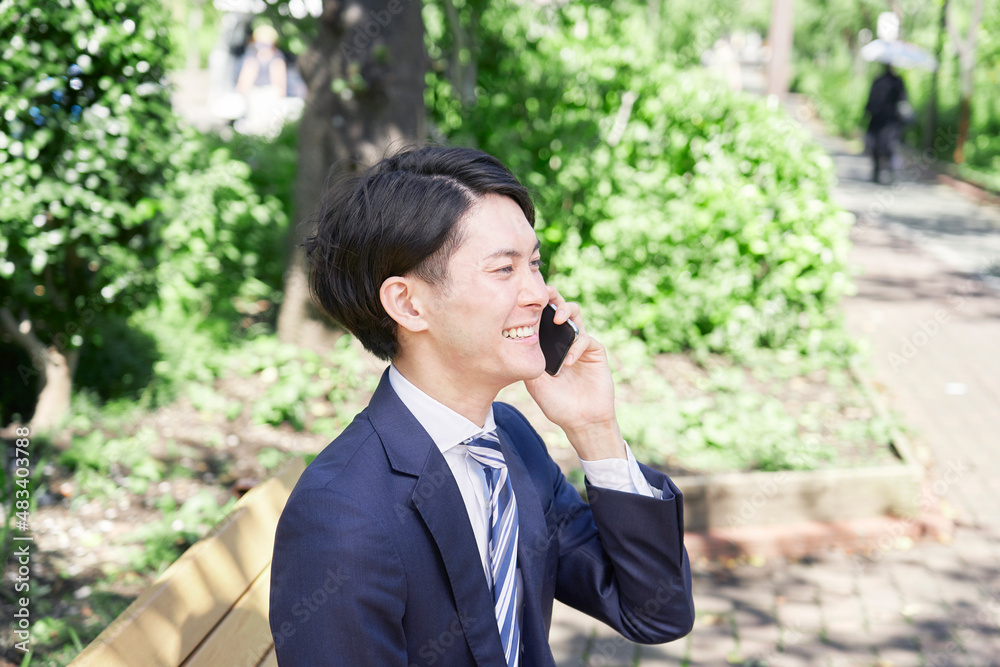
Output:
[{"xmin": 416, "ymin": 193, "xmax": 549, "ymax": 393}]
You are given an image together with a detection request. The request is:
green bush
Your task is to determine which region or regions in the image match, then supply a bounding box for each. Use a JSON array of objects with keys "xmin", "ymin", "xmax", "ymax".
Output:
[
  {"xmin": 126, "ymin": 490, "xmax": 235, "ymax": 574},
  {"xmin": 553, "ymin": 72, "xmax": 854, "ymax": 359},
  {"xmin": 616, "ymin": 356, "xmax": 838, "ymax": 472},
  {"xmin": 151, "ymin": 133, "xmax": 289, "ymax": 342},
  {"xmin": 794, "ymin": 52, "xmax": 872, "ymax": 138},
  {"xmin": 73, "ymin": 314, "xmax": 159, "ymax": 401},
  {"xmin": 0, "ymin": 0, "xmax": 176, "ymax": 389},
  {"xmin": 237, "ymin": 336, "xmax": 375, "ymax": 431},
  {"xmin": 0, "ymin": 0, "xmax": 290, "ymax": 415},
  {"xmin": 59, "ymin": 427, "xmax": 165, "ymax": 499},
  {"xmin": 428, "ymin": 0, "xmax": 854, "ymax": 359}
]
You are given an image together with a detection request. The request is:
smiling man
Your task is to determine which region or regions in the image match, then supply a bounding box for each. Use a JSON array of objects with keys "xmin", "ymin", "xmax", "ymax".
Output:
[{"xmin": 268, "ymin": 146, "xmax": 694, "ymax": 666}]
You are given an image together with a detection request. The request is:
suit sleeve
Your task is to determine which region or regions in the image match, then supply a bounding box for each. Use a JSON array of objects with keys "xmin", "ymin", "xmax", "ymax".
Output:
[
  {"xmin": 269, "ymin": 485, "xmax": 408, "ymax": 666},
  {"xmin": 549, "ymin": 454, "xmax": 695, "ymax": 644}
]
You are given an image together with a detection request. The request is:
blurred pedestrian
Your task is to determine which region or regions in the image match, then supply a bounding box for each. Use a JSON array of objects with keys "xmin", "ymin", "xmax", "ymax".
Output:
[
  {"xmin": 863, "ymin": 65, "xmax": 909, "ymax": 184},
  {"xmin": 234, "ymin": 24, "xmax": 287, "ymax": 136}
]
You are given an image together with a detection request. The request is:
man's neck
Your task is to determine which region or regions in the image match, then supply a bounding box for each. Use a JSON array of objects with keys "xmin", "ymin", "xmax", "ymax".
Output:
[{"xmin": 392, "ymin": 356, "xmax": 497, "ymax": 428}]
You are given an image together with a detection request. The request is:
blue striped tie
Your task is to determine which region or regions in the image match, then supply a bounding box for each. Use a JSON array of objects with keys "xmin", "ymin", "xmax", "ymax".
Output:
[{"xmin": 465, "ymin": 431, "xmax": 520, "ymax": 667}]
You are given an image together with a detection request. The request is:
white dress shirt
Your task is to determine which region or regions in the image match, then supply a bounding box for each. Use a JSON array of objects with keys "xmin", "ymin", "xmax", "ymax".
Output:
[{"xmin": 388, "ymin": 365, "xmax": 661, "ymax": 586}]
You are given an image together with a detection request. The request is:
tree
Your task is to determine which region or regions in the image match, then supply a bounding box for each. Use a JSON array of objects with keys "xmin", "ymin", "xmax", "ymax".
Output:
[
  {"xmin": 276, "ymin": 0, "xmax": 426, "ymax": 348},
  {"xmin": 766, "ymin": 0, "xmax": 794, "ymax": 97},
  {"xmin": 923, "ymin": 0, "xmax": 949, "ymax": 151},
  {"xmin": 0, "ymin": 0, "xmax": 176, "ymax": 430},
  {"xmin": 946, "ymin": 0, "xmax": 984, "ymax": 164}
]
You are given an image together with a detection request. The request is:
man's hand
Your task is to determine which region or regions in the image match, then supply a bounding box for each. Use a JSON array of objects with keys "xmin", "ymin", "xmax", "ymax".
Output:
[{"xmin": 524, "ymin": 287, "xmax": 625, "ymax": 461}]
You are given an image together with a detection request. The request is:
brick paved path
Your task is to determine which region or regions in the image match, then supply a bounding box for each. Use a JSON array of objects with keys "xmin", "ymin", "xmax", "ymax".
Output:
[{"xmin": 549, "ymin": 110, "xmax": 1000, "ymax": 666}]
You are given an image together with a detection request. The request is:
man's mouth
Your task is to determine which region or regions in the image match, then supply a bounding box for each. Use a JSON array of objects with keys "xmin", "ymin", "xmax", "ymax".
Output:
[{"xmin": 502, "ymin": 325, "xmax": 536, "ymax": 339}]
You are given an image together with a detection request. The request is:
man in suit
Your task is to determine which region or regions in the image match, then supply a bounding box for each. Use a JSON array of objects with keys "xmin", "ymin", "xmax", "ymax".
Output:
[{"xmin": 269, "ymin": 146, "xmax": 694, "ymax": 666}]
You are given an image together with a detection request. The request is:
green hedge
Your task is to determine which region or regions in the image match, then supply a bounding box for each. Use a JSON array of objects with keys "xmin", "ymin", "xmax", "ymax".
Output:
[
  {"xmin": 427, "ymin": 0, "xmax": 854, "ymax": 360},
  {"xmin": 0, "ymin": 0, "xmax": 291, "ymax": 413},
  {"xmin": 552, "ymin": 70, "xmax": 854, "ymax": 359}
]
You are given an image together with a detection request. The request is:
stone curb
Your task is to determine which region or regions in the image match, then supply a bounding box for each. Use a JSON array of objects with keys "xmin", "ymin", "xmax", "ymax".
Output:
[{"xmin": 683, "ymin": 511, "xmax": 952, "ymax": 563}]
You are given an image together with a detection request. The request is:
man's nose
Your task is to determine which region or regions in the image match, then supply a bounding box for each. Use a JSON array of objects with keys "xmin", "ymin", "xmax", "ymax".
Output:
[{"xmin": 518, "ymin": 268, "xmax": 548, "ymax": 308}]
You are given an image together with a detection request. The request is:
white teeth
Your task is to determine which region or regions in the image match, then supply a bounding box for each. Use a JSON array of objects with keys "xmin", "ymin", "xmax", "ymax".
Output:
[{"xmin": 503, "ymin": 326, "xmax": 534, "ymax": 339}]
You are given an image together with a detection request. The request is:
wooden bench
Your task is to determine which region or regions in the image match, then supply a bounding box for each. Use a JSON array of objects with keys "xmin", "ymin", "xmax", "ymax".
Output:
[{"xmin": 70, "ymin": 457, "xmax": 305, "ymax": 667}]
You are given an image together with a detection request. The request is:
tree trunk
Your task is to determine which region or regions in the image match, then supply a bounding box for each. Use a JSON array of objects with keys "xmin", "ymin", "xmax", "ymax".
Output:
[
  {"xmin": 31, "ymin": 347, "xmax": 77, "ymax": 432},
  {"xmin": 954, "ymin": 96, "xmax": 971, "ymax": 164},
  {"xmin": 766, "ymin": 0, "xmax": 794, "ymax": 98},
  {"xmin": 946, "ymin": 0, "xmax": 983, "ymax": 165},
  {"xmin": 1, "ymin": 307, "xmax": 78, "ymax": 432},
  {"xmin": 277, "ymin": 0, "xmax": 426, "ymax": 349},
  {"xmin": 442, "ymin": 0, "xmax": 476, "ymax": 105},
  {"xmin": 923, "ymin": 0, "xmax": 947, "ymax": 152}
]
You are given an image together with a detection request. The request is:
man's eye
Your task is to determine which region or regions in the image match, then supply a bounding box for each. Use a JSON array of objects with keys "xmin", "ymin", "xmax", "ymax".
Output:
[
  {"xmin": 531, "ymin": 259, "xmax": 545, "ymax": 270},
  {"xmin": 496, "ymin": 266, "xmax": 514, "ymax": 274}
]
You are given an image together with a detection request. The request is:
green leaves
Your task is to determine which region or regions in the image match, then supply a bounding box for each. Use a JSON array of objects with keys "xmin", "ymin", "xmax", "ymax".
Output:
[
  {"xmin": 428, "ymin": 0, "xmax": 854, "ymax": 360},
  {"xmin": 423, "ymin": 0, "xmax": 867, "ymax": 470},
  {"xmin": 0, "ymin": 0, "xmax": 176, "ymax": 353}
]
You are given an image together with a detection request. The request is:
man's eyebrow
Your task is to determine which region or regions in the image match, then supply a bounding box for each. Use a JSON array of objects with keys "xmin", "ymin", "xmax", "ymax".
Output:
[{"xmin": 483, "ymin": 239, "xmax": 541, "ymax": 261}]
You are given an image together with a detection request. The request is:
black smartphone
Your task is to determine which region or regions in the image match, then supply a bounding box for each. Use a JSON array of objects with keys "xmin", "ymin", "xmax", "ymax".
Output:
[{"xmin": 539, "ymin": 303, "xmax": 580, "ymax": 376}]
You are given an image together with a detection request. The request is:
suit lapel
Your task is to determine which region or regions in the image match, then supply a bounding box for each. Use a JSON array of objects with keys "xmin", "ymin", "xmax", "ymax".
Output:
[
  {"xmin": 367, "ymin": 371, "xmax": 506, "ymax": 667},
  {"xmin": 412, "ymin": 453, "xmax": 507, "ymax": 667}
]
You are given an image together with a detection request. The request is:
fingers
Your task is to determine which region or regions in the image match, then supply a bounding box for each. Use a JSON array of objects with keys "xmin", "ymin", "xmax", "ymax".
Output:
[
  {"xmin": 561, "ymin": 331, "xmax": 593, "ymax": 369},
  {"xmin": 546, "ymin": 286, "xmax": 583, "ymax": 332}
]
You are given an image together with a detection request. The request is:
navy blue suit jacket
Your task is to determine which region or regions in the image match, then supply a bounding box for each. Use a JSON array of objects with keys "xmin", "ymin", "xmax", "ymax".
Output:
[{"xmin": 269, "ymin": 371, "xmax": 694, "ymax": 666}]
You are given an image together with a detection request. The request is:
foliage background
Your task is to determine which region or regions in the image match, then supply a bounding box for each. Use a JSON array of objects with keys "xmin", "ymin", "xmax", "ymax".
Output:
[
  {"xmin": 0, "ymin": 0, "xmax": 290, "ymax": 423},
  {"xmin": 427, "ymin": 0, "xmax": 854, "ymax": 363},
  {"xmin": 9, "ymin": 0, "xmax": 979, "ymax": 661}
]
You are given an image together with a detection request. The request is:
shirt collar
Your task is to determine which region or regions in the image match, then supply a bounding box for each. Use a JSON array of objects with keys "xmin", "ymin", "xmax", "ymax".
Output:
[{"xmin": 388, "ymin": 364, "xmax": 496, "ymax": 455}]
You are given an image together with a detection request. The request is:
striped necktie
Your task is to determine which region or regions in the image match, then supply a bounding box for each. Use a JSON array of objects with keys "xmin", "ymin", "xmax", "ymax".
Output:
[{"xmin": 465, "ymin": 431, "xmax": 520, "ymax": 667}]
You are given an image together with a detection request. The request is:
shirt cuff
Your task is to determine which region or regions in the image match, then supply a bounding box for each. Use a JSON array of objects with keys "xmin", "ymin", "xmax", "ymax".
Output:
[{"xmin": 579, "ymin": 441, "xmax": 663, "ymax": 499}]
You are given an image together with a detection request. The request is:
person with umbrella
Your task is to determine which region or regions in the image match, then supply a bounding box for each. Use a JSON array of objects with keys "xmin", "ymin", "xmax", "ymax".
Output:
[
  {"xmin": 863, "ymin": 64, "xmax": 909, "ymax": 184},
  {"xmin": 859, "ymin": 36, "xmax": 936, "ymax": 184}
]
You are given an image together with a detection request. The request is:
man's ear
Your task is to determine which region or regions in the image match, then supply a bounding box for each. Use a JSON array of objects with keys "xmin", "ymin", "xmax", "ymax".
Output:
[{"xmin": 380, "ymin": 276, "xmax": 429, "ymax": 333}]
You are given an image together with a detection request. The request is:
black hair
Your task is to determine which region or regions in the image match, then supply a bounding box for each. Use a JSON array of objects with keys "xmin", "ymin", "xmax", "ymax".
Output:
[{"xmin": 304, "ymin": 145, "xmax": 535, "ymax": 361}]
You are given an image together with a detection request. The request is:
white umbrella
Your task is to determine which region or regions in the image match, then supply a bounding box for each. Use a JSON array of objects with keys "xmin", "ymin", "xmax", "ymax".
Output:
[{"xmin": 860, "ymin": 39, "xmax": 938, "ymax": 71}]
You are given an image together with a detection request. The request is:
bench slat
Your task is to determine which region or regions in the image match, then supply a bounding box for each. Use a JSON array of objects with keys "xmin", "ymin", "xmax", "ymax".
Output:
[
  {"xmin": 257, "ymin": 647, "xmax": 278, "ymax": 667},
  {"xmin": 181, "ymin": 564, "xmax": 273, "ymax": 667},
  {"xmin": 69, "ymin": 458, "xmax": 305, "ymax": 667}
]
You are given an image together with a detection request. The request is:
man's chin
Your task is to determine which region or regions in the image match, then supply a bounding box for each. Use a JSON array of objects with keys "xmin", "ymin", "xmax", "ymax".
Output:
[{"xmin": 515, "ymin": 359, "xmax": 548, "ymax": 382}]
